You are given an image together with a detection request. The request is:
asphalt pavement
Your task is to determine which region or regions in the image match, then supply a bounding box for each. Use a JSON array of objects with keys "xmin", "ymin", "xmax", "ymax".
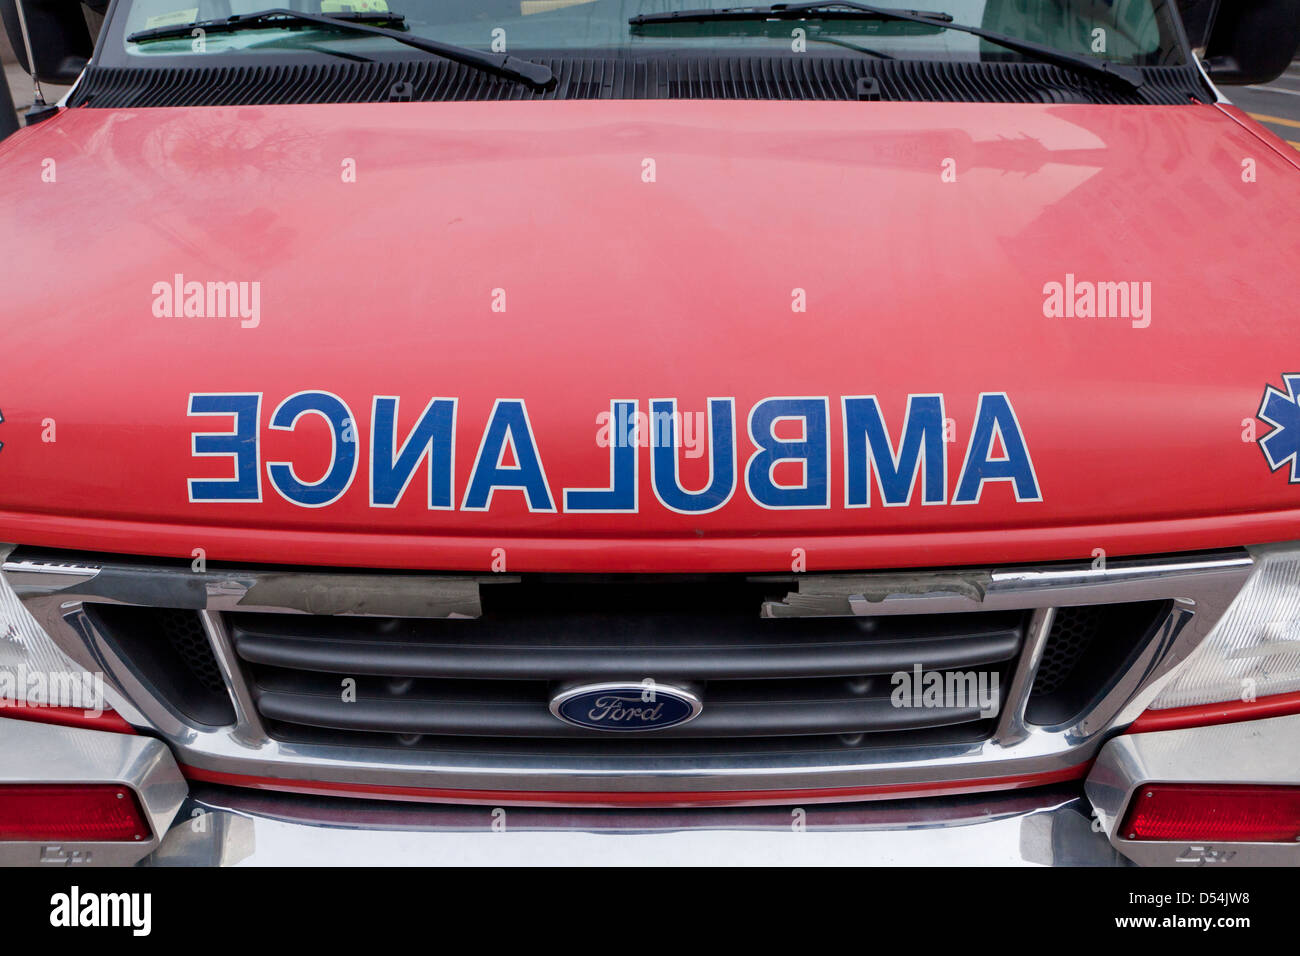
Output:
[{"xmin": 1221, "ymin": 60, "xmax": 1300, "ymax": 153}]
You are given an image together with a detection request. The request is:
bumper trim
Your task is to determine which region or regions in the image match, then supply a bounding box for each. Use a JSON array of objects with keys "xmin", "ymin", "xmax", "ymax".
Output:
[{"xmin": 1127, "ymin": 689, "xmax": 1300, "ymax": 734}]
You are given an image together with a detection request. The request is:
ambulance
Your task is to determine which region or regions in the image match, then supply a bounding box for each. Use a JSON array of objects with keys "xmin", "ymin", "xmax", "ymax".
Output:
[{"xmin": 0, "ymin": 0, "xmax": 1298, "ymax": 866}]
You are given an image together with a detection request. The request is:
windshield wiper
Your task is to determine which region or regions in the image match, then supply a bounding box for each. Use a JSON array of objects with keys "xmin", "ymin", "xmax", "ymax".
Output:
[
  {"xmin": 127, "ymin": 8, "xmax": 556, "ymax": 91},
  {"xmin": 631, "ymin": 4, "xmax": 952, "ymax": 24},
  {"xmin": 629, "ymin": 2, "xmax": 1144, "ymax": 91}
]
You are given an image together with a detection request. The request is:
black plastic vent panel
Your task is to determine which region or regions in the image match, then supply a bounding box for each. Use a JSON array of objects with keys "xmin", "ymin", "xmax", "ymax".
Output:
[
  {"xmin": 84, "ymin": 604, "xmax": 235, "ymax": 727},
  {"xmin": 1032, "ymin": 605, "xmax": 1102, "ymax": 697},
  {"xmin": 68, "ymin": 57, "xmax": 1210, "ymax": 108},
  {"xmin": 1025, "ymin": 599, "xmax": 1170, "ymax": 727},
  {"xmin": 156, "ymin": 608, "xmax": 226, "ymax": 695}
]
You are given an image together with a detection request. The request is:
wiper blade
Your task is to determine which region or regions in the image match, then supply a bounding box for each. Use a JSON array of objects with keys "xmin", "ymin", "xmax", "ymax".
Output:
[
  {"xmin": 630, "ymin": 4, "xmax": 952, "ymax": 24},
  {"xmin": 630, "ymin": 2, "xmax": 1144, "ymax": 91},
  {"xmin": 127, "ymin": 8, "xmax": 556, "ymax": 91}
]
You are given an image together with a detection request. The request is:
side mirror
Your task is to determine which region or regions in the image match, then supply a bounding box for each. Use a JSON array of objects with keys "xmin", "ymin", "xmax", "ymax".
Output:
[
  {"xmin": 0, "ymin": 0, "xmax": 93, "ymax": 86},
  {"xmin": 1180, "ymin": 0, "xmax": 1300, "ymax": 85}
]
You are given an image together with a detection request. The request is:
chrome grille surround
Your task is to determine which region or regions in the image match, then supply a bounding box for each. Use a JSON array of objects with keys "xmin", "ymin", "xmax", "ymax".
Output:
[{"xmin": 1, "ymin": 547, "xmax": 1253, "ymax": 796}]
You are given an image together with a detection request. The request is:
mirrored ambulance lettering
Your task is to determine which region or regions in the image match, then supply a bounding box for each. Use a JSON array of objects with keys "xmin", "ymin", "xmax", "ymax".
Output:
[{"xmin": 187, "ymin": 393, "xmax": 1041, "ymax": 511}]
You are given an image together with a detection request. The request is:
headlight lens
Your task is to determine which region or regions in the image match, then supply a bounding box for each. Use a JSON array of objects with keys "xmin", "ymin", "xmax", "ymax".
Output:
[
  {"xmin": 0, "ymin": 562, "xmax": 105, "ymax": 714},
  {"xmin": 1150, "ymin": 546, "xmax": 1300, "ymax": 709}
]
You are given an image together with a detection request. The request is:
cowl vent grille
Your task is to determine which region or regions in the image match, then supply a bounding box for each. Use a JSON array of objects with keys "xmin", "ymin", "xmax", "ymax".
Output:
[{"xmin": 67, "ymin": 57, "xmax": 1209, "ymax": 108}]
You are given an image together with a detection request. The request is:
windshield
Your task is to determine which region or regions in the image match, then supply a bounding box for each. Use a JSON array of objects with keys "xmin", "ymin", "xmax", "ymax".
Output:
[{"xmin": 101, "ymin": 0, "xmax": 1187, "ymax": 67}]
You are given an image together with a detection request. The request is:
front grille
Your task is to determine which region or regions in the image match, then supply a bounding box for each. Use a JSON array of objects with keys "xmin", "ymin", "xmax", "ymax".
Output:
[
  {"xmin": 6, "ymin": 549, "xmax": 1252, "ymax": 797},
  {"xmin": 84, "ymin": 579, "xmax": 1161, "ymax": 753},
  {"xmin": 226, "ymin": 578, "xmax": 1024, "ymax": 750}
]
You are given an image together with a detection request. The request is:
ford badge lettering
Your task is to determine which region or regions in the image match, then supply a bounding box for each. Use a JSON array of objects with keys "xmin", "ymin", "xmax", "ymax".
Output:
[{"xmin": 550, "ymin": 682, "xmax": 702, "ymax": 732}]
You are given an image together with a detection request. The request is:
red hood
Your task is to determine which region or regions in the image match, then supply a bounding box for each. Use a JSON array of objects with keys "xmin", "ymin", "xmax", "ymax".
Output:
[{"xmin": 1, "ymin": 99, "xmax": 1299, "ymax": 572}]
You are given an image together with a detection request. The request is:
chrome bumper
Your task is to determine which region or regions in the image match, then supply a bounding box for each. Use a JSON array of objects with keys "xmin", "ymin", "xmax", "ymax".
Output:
[
  {"xmin": 2, "ymin": 712, "xmax": 1295, "ymax": 866},
  {"xmin": 143, "ymin": 784, "xmax": 1122, "ymax": 866}
]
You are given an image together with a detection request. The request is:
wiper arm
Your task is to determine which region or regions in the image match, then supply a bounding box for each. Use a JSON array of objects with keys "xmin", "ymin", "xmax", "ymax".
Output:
[
  {"xmin": 127, "ymin": 8, "xmax": 556, "ymax": 91},
  {"xmin": 629, "ymin": 2, "xmax": 1143, "ymax": 91}
]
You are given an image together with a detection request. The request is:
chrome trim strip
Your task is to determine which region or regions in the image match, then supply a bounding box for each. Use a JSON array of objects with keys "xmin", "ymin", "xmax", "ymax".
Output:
[
  {"xmin": 1086, "ymin": 713, "xmax": 1300, "ymax": 866},
  {"xmin": 2, "ymin": 549, "xmax": 1254, "ymax": 796},
  {"xmin": 199, "ymin": 609, "xmax": 268, "ymax": 746},
  {"xmin": 992, "ymin": 606, "xmax": 1055, "ymax": 748},
  {"xmin": 0, "ymin": 716, "xmax": 187, "ymax": 866}
]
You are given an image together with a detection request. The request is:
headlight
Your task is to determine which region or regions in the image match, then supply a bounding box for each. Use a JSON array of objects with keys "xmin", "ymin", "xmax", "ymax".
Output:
[
  {"xmin": 1150, "ymin": 544, "xmax": 1300, "ymax": 709},
  {"xmin": 0, "ymin": 555, "xmax": 105, "ymax": 715}
]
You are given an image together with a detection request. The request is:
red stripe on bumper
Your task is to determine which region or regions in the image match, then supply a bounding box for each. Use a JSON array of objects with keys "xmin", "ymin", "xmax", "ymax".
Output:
[
  {"xmin": 0, "ymin": 704, "xmax": 136, "ymax": 734},
  {"xmin": 1127, "ymin": 690, "xmax": 1300, "ymax": 734},
  {"xmin": 181, "ymin": 762, "xmax": 1090, "ymax": 808}
]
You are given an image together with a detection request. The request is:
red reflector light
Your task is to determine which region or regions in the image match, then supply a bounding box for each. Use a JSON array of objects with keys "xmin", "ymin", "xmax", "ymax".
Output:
[
  {"xmin": 0, "ymin": 785, "xmax": 150, "ymax": 842},
  {"xmin": 1121, "ymin": 784, "xmax": 1300, "ymax": 843}
]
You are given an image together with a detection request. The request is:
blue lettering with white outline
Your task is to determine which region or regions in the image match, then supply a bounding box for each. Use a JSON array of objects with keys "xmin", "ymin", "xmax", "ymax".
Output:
[
  {"xmin": 953, "ymin": 393, "xmax": 1040, "ymax": 504},
  {"xmin": 188, "ymin": 392, "xmax": 261, "ymax": 502},
  {"xmin": 844, "ymin": 395, "xmax": 946, "ymax": 507},
  {"xmin": 462, "ymin": 399, "xmax": 555, "ymax": 511},
  {"xmin": 185, "ymin": 391, "xmax": 1041, "ymax": 513},
  {"xmin": 746, "ymin": 397, "xmax": 829, "ymax": 509},
  {"xmin": 650, "ymin": 398, "xmax": 736, "ymax": 514},
  {"xmin": 266, "ymin": 391, "xmax": 357, "ymax": 507},
  {"xmin": 564, "ymin": 400, "xmax": 638, "ymax": 513},
  {"xmin": 370, "ymin": 396, "xmax": 456, "ymax": 508}
]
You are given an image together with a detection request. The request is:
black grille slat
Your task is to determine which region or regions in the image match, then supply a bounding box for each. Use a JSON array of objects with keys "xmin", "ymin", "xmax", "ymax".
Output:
[
  {"xmin": 251, "ymin": 682, "xmax": 983, "ymax": 738},
  {"xmin": 265, "ymin": 719, "xmax": 993, "ymax": 758},
  {"xmin": 68, "ymin": 58, "xmax": 1210, "ymax": 108},
  {"xmin": 231, "ymin": 619, "xmax": 1022, "ymax": 681}
]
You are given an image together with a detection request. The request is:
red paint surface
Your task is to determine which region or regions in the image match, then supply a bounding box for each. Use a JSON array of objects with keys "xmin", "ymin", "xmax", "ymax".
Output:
[
  {"xmin": 182, "ymin": 761, "xmax": 1089, "ymax": 808},
  {"xmin": 0, "ymin": 101, "xmax": 1297, "ymax": 572}
]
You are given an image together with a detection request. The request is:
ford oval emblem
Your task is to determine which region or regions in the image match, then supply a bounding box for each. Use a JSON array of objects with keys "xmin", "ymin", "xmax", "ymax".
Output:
[{"xmin": 549, "ymin": 682, "xmax": 702, "ymax": 732}]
